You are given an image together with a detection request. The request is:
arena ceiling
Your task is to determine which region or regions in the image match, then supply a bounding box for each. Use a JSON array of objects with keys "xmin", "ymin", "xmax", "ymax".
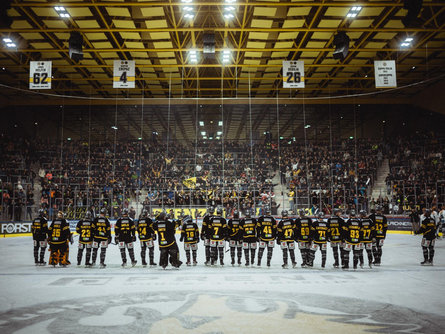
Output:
[{"xmin": 0, "ymin": 1, "xmax": 444, "ymax": 141}]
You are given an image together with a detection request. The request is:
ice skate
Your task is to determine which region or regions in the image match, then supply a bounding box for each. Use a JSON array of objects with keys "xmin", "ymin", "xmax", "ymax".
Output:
[
  {"xmin": 282, "ymin": 264, "xmax": 289, "ymax": 269},
  {"xmin": 131, "ymin": 260, "xmax": 137, "ymax": 267}
]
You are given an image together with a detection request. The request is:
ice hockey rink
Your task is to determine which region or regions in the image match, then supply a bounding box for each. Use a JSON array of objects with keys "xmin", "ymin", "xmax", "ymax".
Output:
[{"xmin": 0, "ymin": 233, "xmax": 444, "ymax": 334}]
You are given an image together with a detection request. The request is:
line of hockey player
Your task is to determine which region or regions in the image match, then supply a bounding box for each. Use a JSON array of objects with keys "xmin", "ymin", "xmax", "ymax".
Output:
[{"xmin": 31, "ymin": 204, "xmax": 437, "ymax": 269}]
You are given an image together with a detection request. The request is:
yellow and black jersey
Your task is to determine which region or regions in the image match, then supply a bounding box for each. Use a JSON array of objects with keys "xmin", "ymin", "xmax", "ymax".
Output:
[
  {"xmin": 181, "ymin": 222, "xmax": 200, "ymax": 244},
  {"xmin": 240, "ymin": 218, "xmax": 257, "ymax": 241},
  {"xmin": 295, "ymin": 217, "xmax": 312, "ymax": 242},
  {"xmin": 115, "ymin": 217, "xmax": 136, "ymax": 242},
  {"xmin": 137, "ymin": 218, "xmax": 155, "ymax": 241},
  {"xmin": 153, "ymin": 220, "xmax": 177, "ymax": 248},
  {"xmin": 311, "ymin": 220, "xmax": 330, "ymax": 244},
  {"xmin": 76, "ymin": 219, "xmax": 95, "ymax": 244},
  {"xmin": 93, "ymin": 216, "xmax": 111, "ymax": 240},
  {"xmin": 228, "ymin": 218, "xmax": 242, "ymax": 241},
  {"xmin": 31, "ymin": 217, "xmax": 48, "ymax": 241},
  {"xmin": 201, "ymin": 214, "xmax": 213, "ymax": 239},
  {"xmin": 257, "ymin": 215, "xmax": 277, "ymax": 241},
  {"xmin": 369, "ymin": 213, "xmax": 388, "ymax": 239},
  {"xmin": 209, "ymin": 216, "xmax": 227, "ymax": 241},
  {"xmin": 360, "ymin": 218, "xmax": 375, "ymax": 243},
  {"xmin": 327, "ymin": 216, "xmax": 344, "ymax": 242},
  {"xmin": 48, "ymin": 219, "xmax": 70, "ymax": 245},
  {"xmin": 416, "ymin": 217, "xmax": 437, "ymax": 240},
  {"xmin": 343, "ymin": 218, "xmax": 361, "ymax": 245},
  {"xmin": 277, "ymin": 218, "xmax": 296, "ymax": 242}
]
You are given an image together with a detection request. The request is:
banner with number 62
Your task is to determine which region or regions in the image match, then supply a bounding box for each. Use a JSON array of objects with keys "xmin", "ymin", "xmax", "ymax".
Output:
[
  {"xmin": 29, "ymin": 61, "xmax": 52, "ymax": 90},
  {"xmin": 113, "ymin": 60, "xmax": 135, "ymax": 88},
  {"xmin": 282, "ymin": 60, "xmax": 304, "ymax": 88}
]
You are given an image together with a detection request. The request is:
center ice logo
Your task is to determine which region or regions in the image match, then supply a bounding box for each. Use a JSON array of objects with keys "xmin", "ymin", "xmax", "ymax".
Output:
[{"xmin": 0, "ymin": 291, "xmax": 441, "ymax": 333}]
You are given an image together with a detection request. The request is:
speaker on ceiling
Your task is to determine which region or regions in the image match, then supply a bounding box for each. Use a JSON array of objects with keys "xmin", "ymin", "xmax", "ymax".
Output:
[
  {"xmin": 69, "ymin": 32, "xmax": 84, "ymax": 62},
  {"xmin": 332, "ymin": 32, "xmax": 350, "ymax": 61}
]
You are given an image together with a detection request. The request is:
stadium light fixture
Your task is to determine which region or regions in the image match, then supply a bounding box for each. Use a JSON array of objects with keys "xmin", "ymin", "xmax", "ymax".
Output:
[
  {"xmin": 3, "ymin": 38, "xmax": 12, "ymax": 43},
  {"xmin": 401, "ymin": 37, "xmax": 413, "ymax": 48},
  {"xmin": 189, "ymin": 49, "xmax": 198, "ymax": 63},
  {"xmin": 225, "ymin": 0, "xmax": 237, "ymax": 3},
  {"xmin": 203, "ymin": 136, "xmax": 207, "ymax": 139},
  {"xmin": 218, "ymin": 121, "xmax": 223, "ymax": 126},
  {"xmin": 67, "ymin": 137, "xmax": 72, "ymax": 141},
  {"xmin": 111, "ymin": 126, "xmax": 118, "ymax": 130},
  {"xmin": 222, "ymin": 49, "xmax": 231, "ymax": 63},
  {"xmin": 54, "ymin": 6, "xmax": 70, "ymax": 18},
  {"xmin": 181, "ymin": 0, "xmax": 193, "ymax": 2},
  {"xmin": 349, "ymin": 136, "xmax": 354, "ymax": 139},
  {"xmin": 216, "ymin": 136, "xmax": 220, "ymax": 140},
  {"xmin": 217, "ymin": 131, "xmax": 222, "ymax": 136},
  {"xmin": 346, "ymin": 6, "xmax": 362, "ymax": 18},
  {"xmin": 304, "ymin": 124, "xmax": 311, "ymax": 129},
  {"xmin": 199, "ymin": 121, "xmax": 204, "ymax": 126},
  {"xmin": 6, "ymin": 43, "xmax": 16, "ymax": 47},
  {"xmin": 224, "ymin": 13, "xmax": 234, "ymax": 19},
  {"xmin": 184, "ymin": 13, "xmax": 194, "ymax": 19},
  {"xmin": 138, "ymin": 137, "xmax": 142, "ymax": 140},
  {"xmin": 201, "ymin": 131, "xmax": 206, "ymax": 136},
  {"xmin": 209, "ymin": 137, "xmax": 213, "ymax": 140}
]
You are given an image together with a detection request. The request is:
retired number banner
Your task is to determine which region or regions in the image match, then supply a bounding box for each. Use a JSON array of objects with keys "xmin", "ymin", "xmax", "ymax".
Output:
[
  {"xmin": 374, "ymin": 60, "xmax": 397, "ymax": 88},
  {"xmin": 29, "ymin": 61, "xmax": 52, "ymax": 89},
  {"xmin": 113, "ymin": 60, "xmax": 135, "ymax": 88},
  {"xmin": 283, "ymin": 60, "xmax": 305, "ymax": 88}
]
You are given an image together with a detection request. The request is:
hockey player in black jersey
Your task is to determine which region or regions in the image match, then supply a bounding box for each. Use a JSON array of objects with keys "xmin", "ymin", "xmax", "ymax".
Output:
[
  {"xmin": 369, "ymin": 205, "xmax": 388, "ymax": 266},
  {"xmin": 91, "ymin": 208, "xmax": 112, "ymax": 268},
  {"xmin": 201, "ymin": 206, "xmax": 214, "ymax": 266},
  {"xmin": 48, "ymin": 211, "xmax": 71, "ymax": 267},
  {"xmin": 240, "ymin": 208, "xmax": 258, "ymax": 266},
  {"xmin": 308, "ymin": 211, "xmax": 329, "ymax": 268},
  {"xmin": 31, "ymin": 209, "xmax": 48, "ymax": 266},
  {"xmin": 256, "ymin": 207, "xmax": 277, "ymax": 267},
  {"xmin": 180, "ymin": 215, "xmax": 199, "ymax": 266},
  {"xmin": 76, "ymin": 211, "xmax": 95, "ymax": 267},
  {"xmin": 137, "ymin": 209, "xmax": 157, "ymax": 267},
  {"xmin": 327, "ymin": 208, "xmax": 344, "ymax": 268},
  {"xmin": 342, "ymin": 210, "xmax": 361, "ymax": 270},
  {"xmin": 208, "ymin": 207, "xmax": 227, "ymax": 266},
  {"xmin": 115, "ymin": 208, "xmax": 137, "ymax": 267},
  {"xmin": 295, "ymin": 209, "xmax": 312, "ymax": 267},
  {"xmin": 415, "ymin": 209, "xmax": 437, "ymax": 265},
  {"xmin": 228, "ymin": 210, "xmax": 243, "ymax": 266},
  {"xmin": 153, "ymin": 212, "xmax": 182, "ymax": 269},
  {"xmin": 359, "ymin": 210, "xmax": 375, "ymax": 268},
  {"xmin": 276, "ymin": 210, "xmax": 297, "ymax": 269}
]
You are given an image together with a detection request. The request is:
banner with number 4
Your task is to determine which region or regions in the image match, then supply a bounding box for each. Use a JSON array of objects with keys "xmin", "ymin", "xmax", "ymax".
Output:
[
  {"xmin": 29, "ymin": 61, "xmax": 52, "ymax": 90},
  {"xmin": 283, "ymin": 60, "xmax": 304, "ymax": 88},
  {"xmin": 113, "ymin": 60, "xmax": 135, "ymax": 88}
]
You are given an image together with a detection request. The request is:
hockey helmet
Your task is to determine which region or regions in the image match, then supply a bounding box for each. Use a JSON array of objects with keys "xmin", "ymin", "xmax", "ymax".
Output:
[
  {"xmin": 140, "ymin": 209, "xmax": 148, "ymax": 218},
  {"xmin": 359, "ymin": 210, "xmax": 367, "ymax": 217},
  {"xmin": 100, "ymin": 207, "xmax": 107, "ymax": 215},
  {"xmin": 333, "ymin": 208, "xmax": 341, "ymax": 216},
  {"xmin": 375, "ymin": 205, "xmax": 382, "ymax": 212},
  {"xmin": 38, "ymin": 208, "xmax": 45, "ymax": 217},
  {"xmin": 216, "ymin": 207, "xmax": 223, "ymax": 216},
  {"xmin": 208, "ymin": 206, "xmax": 215, "ymax": 214},
  {"xmin": 298, "ymin": 209, "xmax": 306, "ymax": 217},
  {"xmin": 317, "ymin": 211, "xmax": 324, "ymax": 219},
  {"xmin": 85, "ymin": 211, "xmax": 92, "ymax": 219},
  {"xmin": 264, "ymin": 207, "xmax": 271, "ymax": 215},
  {"xmin": 281, "ymin": 210, "xmax": 289, "ymax": 218},
  {"xmin": 57, "ymin": 211, "xmax": 64, "ymax": 219},
  {"xmin": 245, "ymin": 208, "xmax": 252, "ymax": 218},
  {"xmin": 424, "ymin": 209, "xmax": 431, "ymax": 216},
  {"xmin": 157, "ymin": 211, "xmax": 167, "ymax": 221},
  {"xmin": 233, "ymin": 210, "xmax": 239, "ymax": 218},
  {"xmin": 350, "ymin": 210, "xmax": 356, "ymax": 217}
]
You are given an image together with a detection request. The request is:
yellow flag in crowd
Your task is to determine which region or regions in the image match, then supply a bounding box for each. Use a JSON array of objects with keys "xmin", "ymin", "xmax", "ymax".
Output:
[{"xmin": 183, "ymin": 177, "xmax": 197, "ymax": 189}]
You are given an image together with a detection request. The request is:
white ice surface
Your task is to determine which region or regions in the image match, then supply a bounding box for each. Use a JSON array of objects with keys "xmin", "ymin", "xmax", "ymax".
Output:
[{"xmin": 0, "ymin": 234, "xmax": 444, "ymax": 333}]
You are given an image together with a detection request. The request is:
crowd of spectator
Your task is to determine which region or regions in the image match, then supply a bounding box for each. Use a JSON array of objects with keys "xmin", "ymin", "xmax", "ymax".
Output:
[{"xmin": 0, "ymin": 134, "xmax": 443, "ymax": 220}]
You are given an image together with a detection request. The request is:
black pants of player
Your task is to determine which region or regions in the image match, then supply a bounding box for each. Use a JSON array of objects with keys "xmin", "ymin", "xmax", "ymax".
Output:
[
  {"xmin": 77, "ymin": 244, "xmax": 92, "ymax": 265},
  {"xmin": 243, "ymin": 241, "xmax": 256, "ymax": 265},
  {"xmin": 331, "ymin": 244, "xmax": 340, "ymax": 267},
  {"xmin": 160, "ymin": 244, "xmax": 182, "ymax": 268},
  {"xmin": 309, "ymin": 246, "xmax": 326, "ymax": 268},
  {"xmin": 185, "ymin": 249, "xmax": 197, "ymax": 264},
  {"xmin": 33, "ymin": 240, "xmax": 46, "ymax": 264},
  {"xmin": 211, "ymin": 244, "xmax": 225, "ymax": 265},
  {"xmin": 342, "ymin": 245, "xmax": 360, "ymax": 269},
  {"xmin": 359, "ymin": 245, "xmax": 373, "ymax": 267},
  {"xmin": 204, "ymin": 238, "xmax": 211, "ymax": 264},
  {"xmin": 49, "ymin": 243, "xmax": 68, "ymax": 266},
  {"xmin": 258, "ymin": 244, "xmax": 274, "ymax": 266},
  {"xmin": 372, "ymin": 241, "xmax": 383, "ymax": 264},
  {"xmin": 141, "ymin": 245, "xmax": 156, "ymax": 265},
  {"xmin": 282, "ymin": 248, "xmax": 296, "ymax": 266},
  {"xmin": 230, "ymin": 244, "xmax": 242, "ymax": 265},
  {"xmin": 422, "ymin": 246, "xmax": 435, "ymax": 263},
  {"xmin": 119, "ymin": 243, "xmax": 136, "ymax": 265},
  {"xmin": 92, "ymin": 239, "xmax": 108, "ymax": 265}
]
